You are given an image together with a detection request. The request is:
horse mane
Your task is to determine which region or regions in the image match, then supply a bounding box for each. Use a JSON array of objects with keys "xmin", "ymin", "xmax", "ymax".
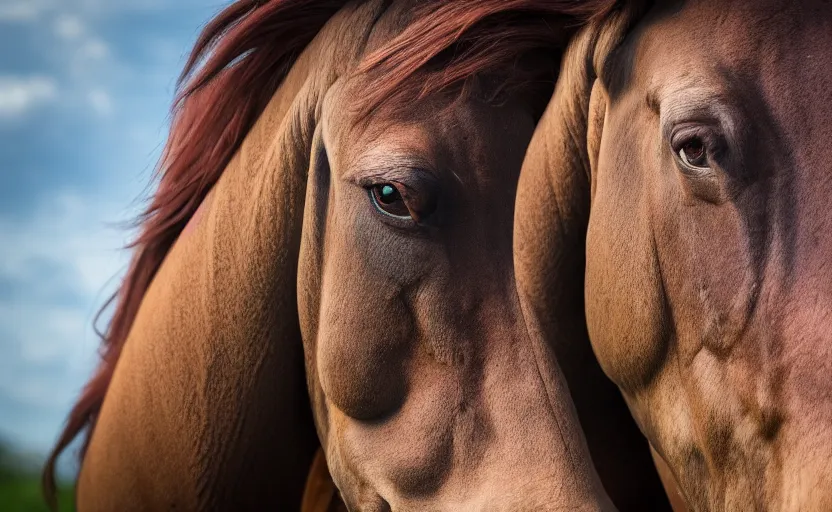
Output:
[
  {"xmin": 43, "ymin": 0, "xmax": 616, "ymax": 504},
  {"xmin": 357, "ymin": 0, "xmax": 617, "ymax": 118}
]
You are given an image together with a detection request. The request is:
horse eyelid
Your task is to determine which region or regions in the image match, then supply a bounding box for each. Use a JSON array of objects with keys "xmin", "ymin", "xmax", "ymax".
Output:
[{"xmin": 677, "ymin": 147, "xmax": 711, "ymax": 173}]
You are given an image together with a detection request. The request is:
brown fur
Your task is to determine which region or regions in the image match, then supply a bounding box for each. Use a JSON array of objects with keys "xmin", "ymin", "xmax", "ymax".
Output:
[
  {"xmin": 45, "ymin": 2, "xmax": 613, "ymax": 490},
  {"xmin": 517, "ymin": 1, "xmax": 832, "ymax": 510},
  {"xmin": 46, "ymin": 0, "xmax": 672, "ymax": 510},
  {"xmin": 43, "ymin": 1, "xmax": 349, "ymax": 502}
]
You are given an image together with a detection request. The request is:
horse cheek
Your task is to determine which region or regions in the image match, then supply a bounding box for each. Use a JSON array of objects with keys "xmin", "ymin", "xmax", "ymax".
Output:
[{"xmin": 585, "ymin": 166, "xmax": 669, "ymax": 395}]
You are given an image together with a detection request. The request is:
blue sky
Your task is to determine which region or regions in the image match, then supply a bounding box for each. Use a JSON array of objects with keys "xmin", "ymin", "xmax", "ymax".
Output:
[{"xmin": 0, "ymin": 0, "xmax": 231, "ymax": 474}]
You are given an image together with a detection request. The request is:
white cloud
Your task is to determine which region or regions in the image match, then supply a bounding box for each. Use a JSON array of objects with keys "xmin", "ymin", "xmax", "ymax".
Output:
[
  {"xmin": 0, "ymin": 0, "xmax": 54, "ymax": 21},
  {"xmin": 0, "ymin": 189, "xmax": 135, "ymax": 451},
  {"xmin": 0, "ymin": 0, "xmax": 218, "ymax": 24},
  {"xmin": 88, "ymin": 88, "xmax": 113, "ymax": 116},
  {"xmin": 0, "ymin": 190, "xmax": 133, "ymax": 297},
  {"xmin": 0, "ymin": 76, "xmax": 58, "ymax": 118},
  {"xmin": 15, "ymin": 307, "xmax": 88, "ymax": 365},
  {"xmin": 0, "ymin": 0, "xmax": 224, "ymax": 24},
  {"xmin": 0, "ymin": 0, "xmax": 224, "ymax": 468},
  {"xmin": 79, "ymin": 37, "xmax": 109, "ymax": 60},
  {"xmin": 74, "ymin": 0, "xmax": 226, "ymax": 14},
  {"xmin": 54, "ymin": 13, "xmax": 85, "ymax": 40}
]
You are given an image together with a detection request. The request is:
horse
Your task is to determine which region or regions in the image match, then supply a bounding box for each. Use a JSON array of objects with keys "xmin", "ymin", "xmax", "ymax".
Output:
[
  {"xmin": 43, "ymin": 1, "xmax": 669, "ymax": 510},
  {"xmin": 516, "ymin": 1, "xmax": 832, "ymax": 510}
]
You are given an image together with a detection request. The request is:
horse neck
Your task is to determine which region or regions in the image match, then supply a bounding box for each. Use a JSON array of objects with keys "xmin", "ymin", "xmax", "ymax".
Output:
[{"xmin": 75, "ymin": 3, "xmax": 391, "ymax": 510}]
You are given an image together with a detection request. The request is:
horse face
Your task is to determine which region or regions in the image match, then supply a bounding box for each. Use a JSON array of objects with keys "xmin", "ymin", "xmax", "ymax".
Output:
[
  {"xmin": 294, "ymin": 68, "xmax": 609, "ymax": 508},
  {"xmin": 61, "ymin": 1, "xmax": 648, "ymax": 510},
  {"xmin": 582, "ymin": 1, "xmax": 832, "ymax": 508}
]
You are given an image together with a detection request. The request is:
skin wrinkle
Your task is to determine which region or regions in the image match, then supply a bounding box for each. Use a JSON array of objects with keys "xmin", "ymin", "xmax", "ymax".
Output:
[
  {"xmin": 515, "ymin": 271, "xmax": 575, "ymax": 476},
  {"xmin": 644, "ymin": 208, "xmax": 671, "ymax": 387},
  {"xmin": 192, "ymin": 188, "xmax": 218, "ymax": 502},
  {"xmin": 300, "ymin": 2, "xmax": 617, "ymax": 508},
  {"xmin": 666, "ymin": 343, "xmax": 697, "ymax": 508},
  {"xmin": 214, "ymin": 74, "xmax": 317, "ymax": 504},
  {"xmin": 66, "ymin": 1, "xmax": 675, "ymax": 511},
  {"xmin": 73, "ymin": 3, "xmax": 381, "ymax": 510},
  {"xmin": 198, "ymin": 102, "xmax": 290, "ymax": 502},
  {"xmin": 521, "ymin": 19, "xmax": 674, "ymax": 511},
  {"xmin": 514, "ymin": 176, "xmax": 609, "ymax": 509},
  {"xmin": 304, "ymin": 124, "xmax": 332, "ymax": 451},
  {"xmin": 519, "ymin": 1, "xmax": 832, "ymax": 510}
]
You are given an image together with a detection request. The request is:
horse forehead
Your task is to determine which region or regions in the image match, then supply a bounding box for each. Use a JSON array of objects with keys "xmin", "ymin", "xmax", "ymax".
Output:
[
  {"xmin": 638, "ymin": 0, "xmax": 827, "ymax": 64},
  {"xmin": 323, "ymin": 92, "xmax": 530, "ymax": 194},
  {"xmin": 314, "ymin": 0, "xmax": 434, "ymax": 155},
  {"xmin": 619, "ymin": 0, "xmax": 831, "ymax": 112},
  {"xmin": 654, "ymin": 0, "xmax": 820, "ymax": 29}
]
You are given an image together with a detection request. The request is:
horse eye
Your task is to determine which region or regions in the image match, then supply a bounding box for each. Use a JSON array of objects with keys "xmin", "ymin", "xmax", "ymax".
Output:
[
  {"xmin": 678, "ymin": 138, "xmax": 709, "ymax": 169},
  {"xmin": 369, "ymin": 184, "xmax": 411, "ymax": 218}
]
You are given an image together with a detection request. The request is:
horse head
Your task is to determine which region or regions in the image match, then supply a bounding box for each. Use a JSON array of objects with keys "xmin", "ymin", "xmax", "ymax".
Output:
[{"xmin": 517, "ymin": 1, "xmax": 832, "ymax": 509}]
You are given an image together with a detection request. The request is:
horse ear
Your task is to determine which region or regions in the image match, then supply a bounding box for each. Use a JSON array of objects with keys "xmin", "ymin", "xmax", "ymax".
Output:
[{"xmin": 75, "ymin": 78, "xmax": 321, "ymax": 511}]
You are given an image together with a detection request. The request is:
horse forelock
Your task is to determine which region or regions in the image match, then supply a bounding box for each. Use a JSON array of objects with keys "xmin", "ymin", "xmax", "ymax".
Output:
[
  {"xmin": 356, "ymin": 0, "xmax": 618, "ymax": 119},
  {"xmin": 44, "ymin": 0, "xmax": 617, "ymax": 502}
]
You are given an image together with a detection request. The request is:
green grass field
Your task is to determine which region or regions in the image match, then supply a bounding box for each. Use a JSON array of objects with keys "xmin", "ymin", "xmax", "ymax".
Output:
[
  {"xmin": 0, "ymin": 468, "xmax": 75, "ymax": 512},
  {"xmin": 0, "ymin": 440, "xmax": 73, "ymax": 511},
  {"xmin": 0, "ymin": 474, "xmax": 74, "ymax": 512},
  {"xmin": 0, "ymin": 473, "xmax": 74, "ymax": 512}
]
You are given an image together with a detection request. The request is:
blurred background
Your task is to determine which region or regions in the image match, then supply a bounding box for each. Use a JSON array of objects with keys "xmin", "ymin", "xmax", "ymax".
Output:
[{"xmin": 0, "ymin": 0, "xmax": 230, "ymax": 509}]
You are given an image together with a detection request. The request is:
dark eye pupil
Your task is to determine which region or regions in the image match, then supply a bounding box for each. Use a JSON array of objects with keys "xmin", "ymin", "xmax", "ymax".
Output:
[
  {"xmin": 379, "ymin": 184, "xmax": 397, "ymax": 204},
  {"xmin": 370, "ymin": 183, "xmax": 411, "ymax": 218},
  {"xmin": 683, "ymin": 139, "xmax": 705, "ymax": 163}
]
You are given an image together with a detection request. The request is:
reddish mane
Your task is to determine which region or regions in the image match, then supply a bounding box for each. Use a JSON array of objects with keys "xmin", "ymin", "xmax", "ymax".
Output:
[
  {"xmin": 43, "ymin": 0, "xmax": 615, "ymax": 504},
  {"xmin": 357, "ymin": 0, "xmax": 615, "ymax": 117}
]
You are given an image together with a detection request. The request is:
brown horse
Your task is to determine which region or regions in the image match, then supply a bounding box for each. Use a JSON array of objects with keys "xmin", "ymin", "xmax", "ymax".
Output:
[
  {"xmin": 517, "ymin": 1, "xmax": 832, "ymax": 510},
  {"xmin": 44, "ymin": 0, "xmax": 667, "ymax": 510}
]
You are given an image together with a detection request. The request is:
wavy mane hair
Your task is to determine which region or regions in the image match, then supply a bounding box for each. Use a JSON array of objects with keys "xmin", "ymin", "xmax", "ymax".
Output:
[{"xmin": 43, "ymin": 0, "xmax": 616, "ymax": 503}]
